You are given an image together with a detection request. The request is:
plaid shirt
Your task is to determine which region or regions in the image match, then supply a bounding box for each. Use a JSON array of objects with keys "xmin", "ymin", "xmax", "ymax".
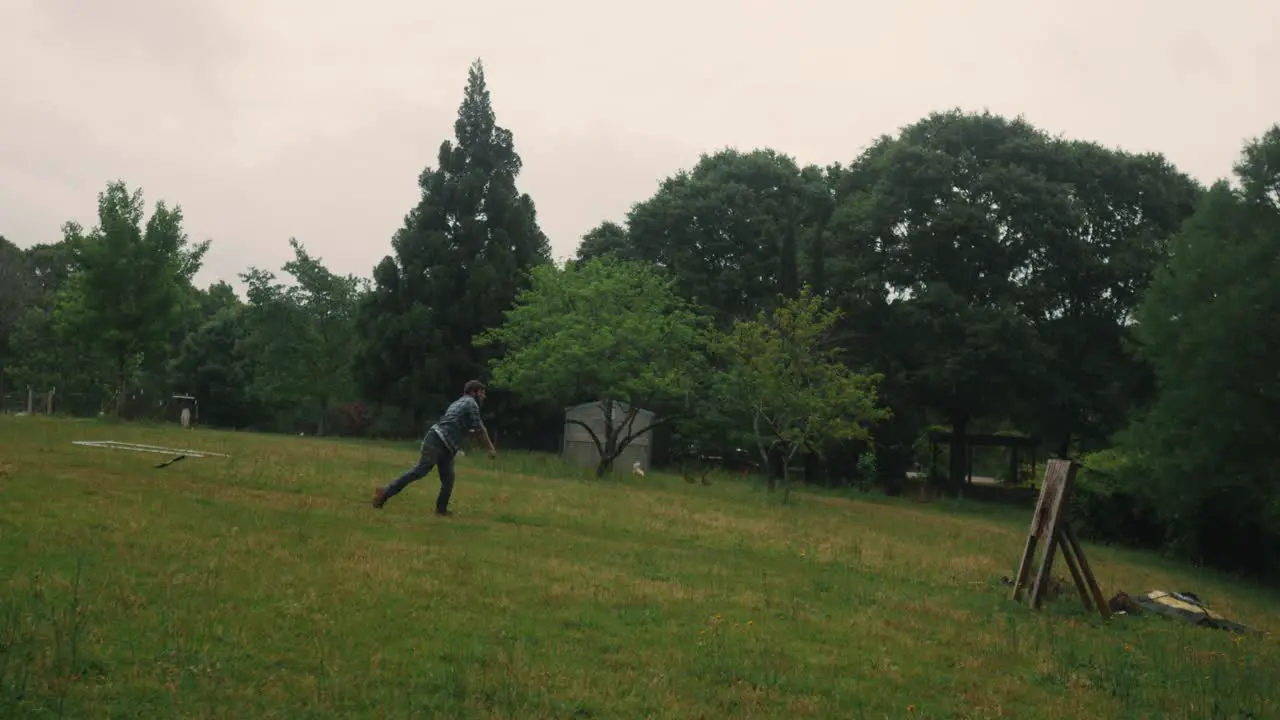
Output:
[{"xmin": 429, "ymin": 394, "xmax": 487, "ymax": 453}]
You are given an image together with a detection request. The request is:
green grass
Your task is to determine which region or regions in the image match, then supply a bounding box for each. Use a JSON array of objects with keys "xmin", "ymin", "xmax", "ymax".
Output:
[{"xmin": 1, "ymin": 416, "xmax": 1276, "ymax": 718}]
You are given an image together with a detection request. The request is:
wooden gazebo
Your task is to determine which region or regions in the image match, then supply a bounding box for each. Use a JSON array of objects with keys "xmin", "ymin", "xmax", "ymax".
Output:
[{"xmin": 925, "ymin": 430, "xmax": 1039, "ymax": 487}]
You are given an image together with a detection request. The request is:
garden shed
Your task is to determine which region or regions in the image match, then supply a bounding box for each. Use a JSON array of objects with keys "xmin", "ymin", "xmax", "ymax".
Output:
[{"xmin": 562, "ymin": 401, "xmax": 656, "ymax": 472}]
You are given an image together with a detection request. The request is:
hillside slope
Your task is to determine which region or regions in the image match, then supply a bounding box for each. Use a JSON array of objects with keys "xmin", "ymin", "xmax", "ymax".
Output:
[{"xmin": 1, "ymin": 416, "xmax": 1275, "ymax": 718}]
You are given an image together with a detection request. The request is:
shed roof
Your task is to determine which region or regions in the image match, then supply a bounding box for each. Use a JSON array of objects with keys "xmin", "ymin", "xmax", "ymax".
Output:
[
  {"xmin": 925, "ymin": 430, "xmax": 1039, "ymax": 448},
  {"xmin": 564, "ymin": 400, "xmax": 654, "ymax": 416}
]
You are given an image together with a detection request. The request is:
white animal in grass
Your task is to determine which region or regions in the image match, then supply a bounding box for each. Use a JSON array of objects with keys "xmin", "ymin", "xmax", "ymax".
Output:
[{"xmin": 632, "ymin": 460, "xmax": 645, "ymax": 477}]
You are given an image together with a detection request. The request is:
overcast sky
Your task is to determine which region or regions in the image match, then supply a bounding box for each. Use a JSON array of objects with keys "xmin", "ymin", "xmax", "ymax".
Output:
[{"xmin": 2, "ymin": 0, "xmax": 1277, "ymax": 292}]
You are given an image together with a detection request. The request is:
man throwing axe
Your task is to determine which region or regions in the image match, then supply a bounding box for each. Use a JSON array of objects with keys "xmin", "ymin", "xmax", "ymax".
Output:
[{"xmin": 372, "ymin": 380, "xmax": 497, "ymax": 516}]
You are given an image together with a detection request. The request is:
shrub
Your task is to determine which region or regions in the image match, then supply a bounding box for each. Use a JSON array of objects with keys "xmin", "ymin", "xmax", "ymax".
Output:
[
  {"xmin": 367, "ymin": 404, "xmax": 419, "ymax": 439},
  {"xmin": 1071, "ymin": 448, "xmax": 1163, "ymax": 548},
  {"xmin": 327, "ymin": 401, "xmax": 372, "ymax": 437}
]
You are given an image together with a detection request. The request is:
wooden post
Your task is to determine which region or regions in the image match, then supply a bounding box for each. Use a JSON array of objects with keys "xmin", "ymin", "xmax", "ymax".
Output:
[
  {"xmin": 1057, "ymin": 529, "xmax": 1093, "ymax": 611},
  {"xmin": 1010, "ymin": 460, "xmax": 1064, "ymax": 602},
  {"xmin": 27, "ymin": 386, "xmax": 33, "ymax": 414},
  {"xmin": 46, "ymin": 388, "xmax": 55, "ymax": 415},
  {"xmin": 1010, "ymin": 458, "xmax": 1110, "ymax": 618},
  {"xmin": 1063, "ymin": 523, "xmax": 1109, "ymax": 614},
  {"xmin": 1028, "ymin": 461, "xmax": 1074, "ymax": 608}
]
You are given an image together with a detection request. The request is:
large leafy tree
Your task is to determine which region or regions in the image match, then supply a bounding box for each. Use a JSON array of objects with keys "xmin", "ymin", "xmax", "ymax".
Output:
[
  {"xmin": 829, "ymin": 113, "xmax": 1055, "ymax": 488},
  {"xmin": 0, "ymin": 237, "xmax": 32, "ymax": 320},
  {"xmin": 572, "ymin": 221, "xmax": 630, "ymax": 267},
  {"xmin": 624, "ymin": 148, "xmax": 830, "ymax": 326},
  {"xmin": 169, "ymin": 305, "xmax": 260, "ymax": 429},
  {"xmin": 716, "ymin": 288, "xmax": 890, "ymax": 498},
  {"xmin": 476, "ymin": 258, "xmax": 713, "ymax": 476},
  {"xmin": 20, "ymin": 241, "xmax": 77, "ymax": 309},
  {"xmin": 356, "ymin": 58, "xmax": 551, "ymax": 426},
  {"xmin": 0, "ymin": 237, "xmax": 35, "ymax": 392},
  {"xmin": 168, "ymin": 281, "xmax": 257, "ymax": 428},
  {"xmin": 1024, "ymin": 141, "xmax": 1201, "ymax": 456},
  {"xmin": 1, "ymin": 308, "xmax": 112, "ymax": 414},
  {"xmin": 241, "ymin": 238, "xmax": 364, "ymax": 435},
  {"xmin": 1121, "ymin": 125, "xmax": 1280, "ymax": 576},
  {"xmin": 828, "ymin": 110, "xmax": 1199, "ymax": 487},
  {"xmin": 1, "ymin": 240, "xmax": 111, "ymax": 413},
  {"xmin": 57, "ymin": 181, "xmax": 209, "ymax": 416}
]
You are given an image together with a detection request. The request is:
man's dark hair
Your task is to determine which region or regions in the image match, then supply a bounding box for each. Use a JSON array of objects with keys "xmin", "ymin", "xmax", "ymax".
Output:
[{"xmin": 463, "ymin": 380, "xmax": 486, "ymax": 396}]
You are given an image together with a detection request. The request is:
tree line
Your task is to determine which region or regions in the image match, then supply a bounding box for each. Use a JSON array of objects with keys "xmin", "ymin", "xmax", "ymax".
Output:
[{"xmin": 1, "ymin": 59, "xmax": 1277, "ymax": 579}]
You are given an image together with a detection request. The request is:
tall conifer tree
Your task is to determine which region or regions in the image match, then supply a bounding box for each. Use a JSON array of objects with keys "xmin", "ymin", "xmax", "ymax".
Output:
[{"xmin": 356, "ymin": 59, "xmax": 551, "ymax": 426}]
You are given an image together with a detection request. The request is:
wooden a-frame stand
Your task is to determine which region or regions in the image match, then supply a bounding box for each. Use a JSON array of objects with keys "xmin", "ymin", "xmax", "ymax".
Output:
[{"xmin": 1010, "ymin": 458, "xmax": 1110, "ymax": 618}]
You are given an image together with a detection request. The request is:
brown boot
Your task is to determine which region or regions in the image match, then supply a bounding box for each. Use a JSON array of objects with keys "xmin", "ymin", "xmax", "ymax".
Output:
[{"xmin": 372, "ymin": 487, "xmax": 387, "ymax": 509}]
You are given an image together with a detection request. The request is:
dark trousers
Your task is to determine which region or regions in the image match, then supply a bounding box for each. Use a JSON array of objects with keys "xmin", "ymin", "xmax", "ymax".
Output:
[{"xmin": 382, "ymin": 430, "xmax": 456, "ymax": 512}]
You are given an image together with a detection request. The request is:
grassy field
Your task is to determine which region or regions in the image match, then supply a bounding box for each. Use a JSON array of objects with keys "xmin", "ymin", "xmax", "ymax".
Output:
[{"xmin": 1, "ymin": 416, "xmax": 1276, "ymax": 718}]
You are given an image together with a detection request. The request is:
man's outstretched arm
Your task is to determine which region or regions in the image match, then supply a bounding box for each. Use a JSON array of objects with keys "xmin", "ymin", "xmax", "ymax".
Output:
[{"xmin": 468, "ymin": 400, "xmax": 497, "ymax": 457}]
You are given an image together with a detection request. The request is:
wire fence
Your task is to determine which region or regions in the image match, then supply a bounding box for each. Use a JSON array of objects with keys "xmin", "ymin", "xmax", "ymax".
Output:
[{"xmin": 0, "ymin": 388, "xmax": 57, "ymax": 416}]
